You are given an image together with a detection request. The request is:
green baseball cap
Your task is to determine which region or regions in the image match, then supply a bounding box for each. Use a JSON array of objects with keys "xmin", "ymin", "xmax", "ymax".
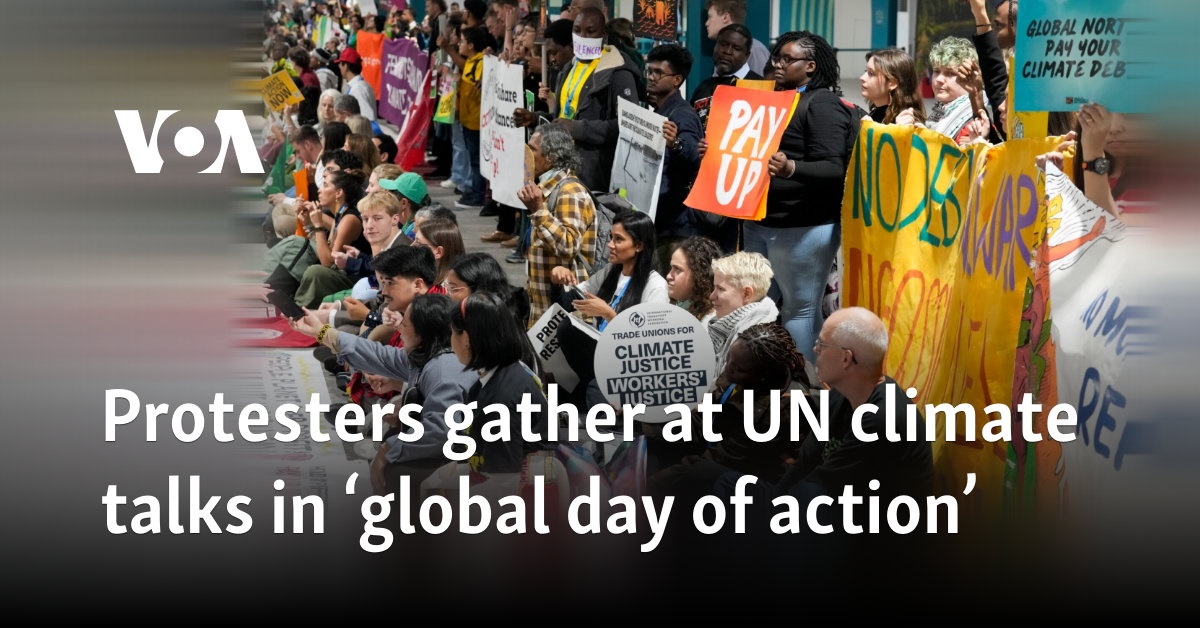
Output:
[{"xmin": 379, "ymin": 172, "xmax": 428, "ymax": 204}]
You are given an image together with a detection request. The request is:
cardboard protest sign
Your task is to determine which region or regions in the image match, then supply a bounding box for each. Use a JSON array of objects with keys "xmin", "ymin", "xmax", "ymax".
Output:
[
  {"xmin": 527, "ymin": 304, "xmax": 582, "ymax": 393},
  {"xmin": 593, "ymin": 304, "xmax": 716, "ymax": 423},
  {"xmin": 261, "ymin": 70, "xmax": 304, "ymax": 112},
  {"xmin": 684, "ymin": 85, "xmax": 797, "ymax": 221},
  {"xmin": 378, "ymin": 37, "xmax": 429, "ymax": 127},
  {"xmin": 1015, "ymin": 0, "xmax": 1158, "ymax": 112},
  {"xmin": 610, "ymin": 99, "xmax": 667, "ymax": 219},
  {"xmin": 480, "ymin": 56, "xmax": 527, "ymax": 209}
]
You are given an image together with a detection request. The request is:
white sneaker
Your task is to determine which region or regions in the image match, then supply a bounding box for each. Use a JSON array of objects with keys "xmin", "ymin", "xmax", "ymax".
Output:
[{"xmin": 439, "ymin": 179, "xmax": 458, "ymax": 189}]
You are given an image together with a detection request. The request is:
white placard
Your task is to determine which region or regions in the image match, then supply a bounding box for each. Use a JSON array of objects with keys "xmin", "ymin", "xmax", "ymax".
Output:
[
  {"xmin": 609, "ymin": 99, "xmax": 666, "ymax": 219},
  {"xmin": 480, "ymin": 55, "xmax": 527, "ymax": 209}
]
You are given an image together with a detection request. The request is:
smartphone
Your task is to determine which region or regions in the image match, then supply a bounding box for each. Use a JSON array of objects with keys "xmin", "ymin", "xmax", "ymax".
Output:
[
  {"xmin": 267, "ymin": 289, "xmax": 307, "ymax": 320},
  {"xmin": 566, "ymin": 286, "xmax": 586, "ymax": 301}
]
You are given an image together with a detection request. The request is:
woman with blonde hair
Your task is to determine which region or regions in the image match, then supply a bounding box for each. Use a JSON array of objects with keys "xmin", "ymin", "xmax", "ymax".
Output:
[
  {"xmin": 707, "ymin": 251, "xmax": 779, "ymax": 374},
  {"xmin": 860, "ymin": 48, "xmax": 925, "ymax": 125}
]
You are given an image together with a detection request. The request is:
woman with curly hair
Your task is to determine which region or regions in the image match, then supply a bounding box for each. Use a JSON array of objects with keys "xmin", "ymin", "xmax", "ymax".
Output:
[{"xmin": 665, "ymin": 236, "xmax": 722, "ymax": 323}]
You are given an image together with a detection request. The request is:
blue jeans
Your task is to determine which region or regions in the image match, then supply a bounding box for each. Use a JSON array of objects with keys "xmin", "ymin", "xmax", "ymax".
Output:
[
  {"xmin": 451, "ymin": 120, "xmax": 470, "ymax": 188},
  {"xmin": 742, "ymin": 221, "xmax": 840, "ymax": 363},
  {"xmin": 461, "ymin": 127, "xmax": 485, "ymax": 204}
]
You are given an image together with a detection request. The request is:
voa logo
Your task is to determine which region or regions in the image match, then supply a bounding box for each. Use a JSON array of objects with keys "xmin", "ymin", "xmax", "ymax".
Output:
[{"xmin": 114, "ymin": 110, "xmax": 264, "ymax": 174}]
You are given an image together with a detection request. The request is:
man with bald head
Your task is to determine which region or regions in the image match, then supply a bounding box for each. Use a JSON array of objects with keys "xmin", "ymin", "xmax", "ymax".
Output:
[{"xmin": 775, "ymin": 307, "xmax": 934, "ymax": 500}]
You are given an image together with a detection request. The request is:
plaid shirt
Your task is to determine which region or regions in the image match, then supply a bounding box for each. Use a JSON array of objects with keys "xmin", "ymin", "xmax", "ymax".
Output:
[{"xmin": 527, "ymin": 169, "xmax": 596, "ymax": 326}]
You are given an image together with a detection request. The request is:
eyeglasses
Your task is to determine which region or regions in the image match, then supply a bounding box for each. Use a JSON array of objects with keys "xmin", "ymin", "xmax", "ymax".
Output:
[
  {"xmin": 645, "ymin": 68, "xmax": 680, "ymax": 80},
  {"xmin": 441, "ymin": 280, "xmax": 468, "ymax": 295},
  {"xmin": 771, "ymin": 55, "xmax": 812, "ymax": 68},
  {"xmin": 815, "ymin": 339, "xmax": 857, "ymax": 364}
]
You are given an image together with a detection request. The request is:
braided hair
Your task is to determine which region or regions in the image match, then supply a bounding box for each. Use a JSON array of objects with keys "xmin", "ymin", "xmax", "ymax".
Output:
[
  {"xmin": 736, "ymin": 323, "xmax": 813, "ymax": 390},
  {"xmin": 772, "ymin": 30, "xmax": 841, "ymax": 94}
]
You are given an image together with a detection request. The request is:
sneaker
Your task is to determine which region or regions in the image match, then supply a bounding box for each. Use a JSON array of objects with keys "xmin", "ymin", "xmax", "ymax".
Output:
[
  {"xmin": 455, "ymin": 197, "xmax": 484, "ymax": 210},
  {"xmin": 501, "ymin": 235, "xmax": 519, "ymax": 248},
  {"xmin": 480, "ymin": 230, "xmax": 511, "ymax": 243},
  {"xmin": 439, "ymin": 179, "xmax": 458, "ymax": 189},
  {"xmin": 505, "ymin": 251, "xmax": 526, "ymax": 264}
]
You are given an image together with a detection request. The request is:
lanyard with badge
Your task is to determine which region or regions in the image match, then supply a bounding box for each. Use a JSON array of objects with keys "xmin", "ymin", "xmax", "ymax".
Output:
[
  {"xmin": 559, "ymin": 58, "xmax": 598, "ymax": 119},
  {"xmin": 596, "ymin": 278, "xmax": 630, "ymax": 332}
]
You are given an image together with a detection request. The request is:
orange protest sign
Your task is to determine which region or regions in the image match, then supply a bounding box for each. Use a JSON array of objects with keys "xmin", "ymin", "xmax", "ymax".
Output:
[
  {"xmin": 684, "ymin": 85, "xmax": 797, "ymax": 220},
  {"xmin": 356, "ymin": 31, "xmax": 385, "ymax": 97}
]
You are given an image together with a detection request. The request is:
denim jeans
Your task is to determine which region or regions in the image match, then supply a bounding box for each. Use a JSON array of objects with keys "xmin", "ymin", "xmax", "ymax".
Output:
[
  {"xmin": 461, "ymin": 127, "xmax": 486, "ymax": 204},
  {"xmin": 451, "ymin": 120, "xmax": 470, "ymax": 188},
  {"xmin": 742, "ymin": 220, "xmax": 840, "ymax": 363}
]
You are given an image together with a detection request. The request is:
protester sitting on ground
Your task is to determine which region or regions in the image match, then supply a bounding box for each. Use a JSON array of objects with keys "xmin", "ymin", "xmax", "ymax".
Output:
[
  {"xmin": 293, "ymin": 168, "xmax": 371, "ymax": 307},
  {"xmin": 707, "ymin": 251, "xmax": 779, "ymax": 374},
  {"xmin": 551, "ymin": 209, "xmax": 668, "ymax": 405},
  {"xmin": 333, "ymin": 93, "xmax": 361, "ymax": 122},
  {"xmin": 316, "ymin": 89, "xmax": 340, "ymax": 131},
  {"xmin": 344, "ymin": 133, "xmax": 382, "ymax": 174},
  {"xmin": 551, "ymin": 208, "xmax": 668, "ymax": 331},
  {"xmin": 372, "ymin": 133, "xmax": 398, "ymax": 164},
  {"xmin": 774, "ymin": 307, "xmax": 934, "ymax": 500},
  {"xmin": 516, "ymin": 124, "xmax": 597, "ymax": 325},
  {"xmin": 860, "ymin": 48, "xmax": 925, "ymax": 125},
  {"xmin": 650, "ymin": 322, "xmax": 814, "ymax": 496},
  {"xmin": 379, "ymin": 171, "xmax": 429, "ymax": 242},
  {"xmin": 926, "ymin": 36, "xmax": 987, "ymax": 144},
  {"xmin": 665, "ymin": 236, "xmax": 722, "ymax": 324},
  {"xmin": 345, "ymin": 115, "xmax": 373, "ymax": 138},
  {"xmin": 444, "ymin": 252, "xmax": 511, "ymax": 303},
  {"xmin": 449, "ymin": 291, "xmax": 554, "ymax": 477},
  {"xmin": 292, "ymin": 292, "xmax": 477, "ymax": 496},
  {"xmin": 444, "ymin": 253, "xmax": 535, "ymax": 370},
  {"xmin": 316, "ymin": 191, "xmax": 409, "ymax": 330},
  {"xmin": 414, "ymin": 205, "xmax": 458, "ymax": 230},
  {"xmin": 366, "ymin": 163, "xmax": 405, "ymax": 197},
  {"xmin": 411, "ymin": 216, "xmax": 466, "ymax": 287}
]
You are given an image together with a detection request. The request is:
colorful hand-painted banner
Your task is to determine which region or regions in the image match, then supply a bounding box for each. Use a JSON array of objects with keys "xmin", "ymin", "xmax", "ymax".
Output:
[
  {"xmin": 480, "ymin": 56, "xmax": 527, "ymax": 209},
  {"xmin": 684, "ymin": 85, "xmax": 797, "ymax": 221},
  {"xmin": 355, "ymin": 31, "xmax": 386, "ymax": 98},
  {"xmin": 1045, "ymin": 163, "xmax": 1159, "ymax": 517},
  {"xmin": 378, "ymin": 37, "xmax": 429, "ymax": 127},
  {"xmin": 260, "ymin": 69, "xmax": 304, "ymax": 111},
  {"xmin": 633, "ymin": 0, "xmax": 677, "ymax": 39},
  {"xmin": 311, "ymin": 15, "xmax": 344, "ymax": 48},
  {"xmin": 840, "ymin": 120, "xmax": 1061, "ymax": 508},
  {"xmin": 1014, "ymin": 0, "xmax": 1159, "ymax": 113},
  {"xmin": 610, "ymin": 99, "xmax": 666, "ymax": 219}
]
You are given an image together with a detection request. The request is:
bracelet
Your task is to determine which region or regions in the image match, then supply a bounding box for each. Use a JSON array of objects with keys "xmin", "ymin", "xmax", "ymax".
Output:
[
  {"xmin": 316, "ymin": 324, "xmax": 332, "ymax": 344},
  {"xmin": 976, "ymin": 23, "xmax": 990, "ymax": 28}
]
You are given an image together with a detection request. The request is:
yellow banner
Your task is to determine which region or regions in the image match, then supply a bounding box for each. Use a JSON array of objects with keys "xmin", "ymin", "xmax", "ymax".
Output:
[
  {"xmin": 840, "ymin": 120, "xmax": 1061, "ymax": 511},
  {"xmin": 261, "ymin": 69, "xmax": 304, "ymax": 112}
]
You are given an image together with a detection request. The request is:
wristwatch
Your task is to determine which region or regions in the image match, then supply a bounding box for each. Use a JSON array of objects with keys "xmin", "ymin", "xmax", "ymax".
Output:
[
  {"xmin": 670, "ymin": 137, "xmax": 683, "ymax": 152},
  {"xmin": 1081, "ymin": 156, "xmax": 1111, "ymax": 175}
]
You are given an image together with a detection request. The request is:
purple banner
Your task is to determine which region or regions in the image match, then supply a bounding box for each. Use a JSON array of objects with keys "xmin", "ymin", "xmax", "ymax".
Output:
[{"xmin": 378, "ymin": 37, "xmax": 429, "ymax": 128}]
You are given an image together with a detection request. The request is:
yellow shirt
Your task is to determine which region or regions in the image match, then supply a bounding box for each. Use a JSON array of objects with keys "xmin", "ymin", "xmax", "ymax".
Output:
[{"xmin": 457, "ymin": 52, "xmax": 484, "ymax": 131}]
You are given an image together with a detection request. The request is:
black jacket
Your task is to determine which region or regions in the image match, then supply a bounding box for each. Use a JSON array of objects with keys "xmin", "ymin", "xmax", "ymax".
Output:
[
  {"xmin": 553, "ymin": 46, "xmax": 642, "ymax": 192},
  {"xmin": 763, "ymin": 86, "xmax": 853, "ymax": 229}
]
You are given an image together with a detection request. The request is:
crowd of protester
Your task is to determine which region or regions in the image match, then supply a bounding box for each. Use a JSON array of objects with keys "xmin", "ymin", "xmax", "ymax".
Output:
[{"xmin": 255, "ymin": 0, "xmax": 1152, "ymax": 542}]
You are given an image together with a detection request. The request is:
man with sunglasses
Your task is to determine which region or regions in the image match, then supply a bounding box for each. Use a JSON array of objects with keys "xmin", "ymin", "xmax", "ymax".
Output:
[{"xmin": 645, "ymin": 44, "xmax": 702, "ymax": 263}]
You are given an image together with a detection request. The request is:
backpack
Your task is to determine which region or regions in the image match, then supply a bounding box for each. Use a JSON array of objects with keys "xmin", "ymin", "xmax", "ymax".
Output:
[
  {"xmin": 792, "ymin": 87, "xmax": 870, "ymax": 163},
  {"xmin": 544, "ymin": 175, "xmax": 629, "ymax": 277}
]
